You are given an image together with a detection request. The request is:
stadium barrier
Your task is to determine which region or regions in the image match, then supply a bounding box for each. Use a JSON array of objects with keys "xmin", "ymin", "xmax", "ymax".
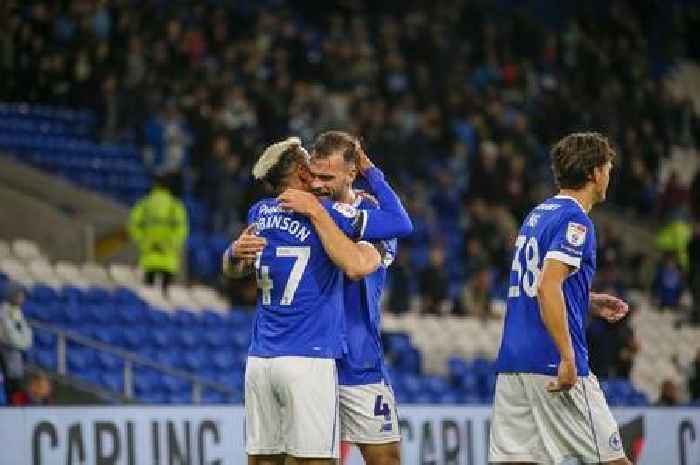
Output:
[{"xmin": 0, "ymin": 405, "xmax": 698, "ymax": 464}]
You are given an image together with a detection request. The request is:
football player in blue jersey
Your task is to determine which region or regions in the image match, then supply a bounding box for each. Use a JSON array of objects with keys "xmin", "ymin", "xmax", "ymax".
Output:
[
  {"xmin": 489, "ymin": 132, "xmax": 631, "ymax": 465},
  {"xmin": 224, "ymin": 137, "xmax": 412, "ymax": 465},
  {"xmin": 281, "ymin": 131, "xmax": 402, "ymax": 465}
]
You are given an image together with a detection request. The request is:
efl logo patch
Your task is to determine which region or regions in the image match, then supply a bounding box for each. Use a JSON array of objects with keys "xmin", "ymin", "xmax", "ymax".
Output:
[
  {"xmin": 332, "ymin": 202, "xmax": 358, "ymax": 218},
  {"xmin": 566, "ymin": 222, "xmax": 587, "ymax": 246}
]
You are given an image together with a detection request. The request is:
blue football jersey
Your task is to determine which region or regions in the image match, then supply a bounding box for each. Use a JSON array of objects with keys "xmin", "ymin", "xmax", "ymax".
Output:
[
  {"xmin": 495, "ymin": 195, "xmax": 596, "ymax": 376},
  {"xmin": 337, "ymin": 193, "xmax": 397, "ymax": 386},
  {"xmin": 246, "ymin": 198, "xmax": 362, "ymax": 359}
]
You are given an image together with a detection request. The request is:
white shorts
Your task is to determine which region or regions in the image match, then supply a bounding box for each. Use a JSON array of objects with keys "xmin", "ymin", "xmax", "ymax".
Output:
[
  {"xmin": 339, "ymin": 382, "xmax": 401, "ymax": 444},
  {"xmin": 489, "ymin": 373, "xmax": 626, "ymax": 464},
  {"xmin": 245, "ymin": 356, "xmax": 340, "ymax": 458}
]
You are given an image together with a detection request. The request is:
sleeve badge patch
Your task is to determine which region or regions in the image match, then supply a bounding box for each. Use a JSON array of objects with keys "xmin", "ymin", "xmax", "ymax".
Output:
[
  {"xmin": 566, "ymin": 222, "xmax": 587, "ymax": 247},
  {"xmin": 332, "ymin": 202, "xmax": 358, "ymax": 218}
]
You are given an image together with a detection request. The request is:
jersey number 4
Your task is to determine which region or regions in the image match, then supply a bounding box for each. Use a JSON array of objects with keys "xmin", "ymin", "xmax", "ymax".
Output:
[
  {"xmin": 255, "ymin": 246, "xmax": 310, "ymax": 306},
  {"xmin": 509, "ymin": 235, "xmax": 540, "ymax": 298}
]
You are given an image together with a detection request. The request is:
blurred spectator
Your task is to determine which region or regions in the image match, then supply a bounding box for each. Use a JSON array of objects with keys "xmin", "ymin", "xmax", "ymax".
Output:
[
  {"xmin": 455, "ymin": 265, "xmax": 494, "ymax": 318},
  {"xmin": 655, "ymin": 211, "xmax": 692, "ymax": 269},
  {"xmin": 419, "ymin": 245, "xmax": 449, "ymax": 315},
  {"xmin": 652, "ymin": 253, "xmax": 684, "ymax": 311},
  {"xmin": 689, "ymin": 222, "xmax": 700, "ymax": 325},
  {"xmin": 655, "ymin": 379, "xmax": 681, "ymax": 406},
  {"xmin": 386, "ymin": 251, "xmax": 415, "ymax": 315},
  {"xmin": 0, "ymin": 283, "xmax": 32, "ymax": 402},
  {"xmin": 587, "ymin": 306, "xmax": 639, "ymax": 380},
  {"xmin": 11, "ymin": 371, "xmax": 53, "ymax": 406},
  {"xmin": 200, "ymin": 133, "xmax": 245, "ymax": 233},
  {"xmin": 143, "ymin": 99, "xmax": 192, "ymax": 195},
  {"xmin": 127, "ymin": 175, "xmax": 189, "ymax": 291}
]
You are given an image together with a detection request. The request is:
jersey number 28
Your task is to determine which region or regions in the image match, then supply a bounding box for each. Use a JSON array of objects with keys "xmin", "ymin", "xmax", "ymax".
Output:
[
  {"xmin": 255, "ymin": 246, "xmax": 310, "ymax": 306},
  {"xmin": 509, "ymin": 235, "xmax": 540, "ymax": 298}
]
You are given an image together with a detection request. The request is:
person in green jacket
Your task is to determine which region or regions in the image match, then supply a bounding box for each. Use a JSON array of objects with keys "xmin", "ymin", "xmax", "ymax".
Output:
[{"xmin": 127, "ymin": 175, "xmax": 188, "ymax": 291}]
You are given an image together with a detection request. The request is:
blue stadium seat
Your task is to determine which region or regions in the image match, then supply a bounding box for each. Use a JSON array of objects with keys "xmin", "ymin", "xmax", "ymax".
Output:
[
  {"xmin": 394, "ymin": 347, "xmax": 421, "ymax": 374},
  {"xmin": 211, "ymin": 351, "xmax": 235, "ymax": 371},
  {"xmin": 30, "ymin": 285, "xmax": 58, "ymax": 303},
  {"xmin": 140, "ymin": 392, "xmax": 167, "ymax": 404},
  {"xmin": 216, "ymin": 371, "xmax": 244, "ymax": 391},
  {"xmin": 437, "ymin": 390, "xmax": 460, "ymax": 404},
  {"xmin": 100, "ymin": 372, "xmax": 124, "ymax": 393},
  {"xmin": 93, "ymin": 326, "xmax": 121, "ymax": 346},
  {"xmin": 182, "ymin": 351, "xmax": 209, "ymax": 372},
  {"xmin": 34, "ymin": 348, "xmax": 58, "ymax": 371},
  {"xmin": 383, "ymin": 332, "xmax": 411, "ymax": 355},
  {"xmin": 202, "ymin": 310, "xmax": 225, "ymax": 328},
  {"xmin": 75, "ymin": 368, "xmax": 102, "ymax": 386},
  {"xmin": 226, "ymin": 310, "xmax": 253, "ymax": 329},
  {"xmin": 447, "ymin": 356, "xmax": 469, "ymax": 382},
  {"xmin": 424, "ymin": 376, "xmax": 450, "ymax": 396},
  {"xmin": 154, "ymin": 349, "xmax": 181, "ymax": 368},
  {"xmin": 166, "ymin": 393, "xmax": 192, "ymax": 404},
  {"xmin": 205, "ymin": 328, "xmax": 228, "ymax": 349},
  {"xmin": 96, "ymin": 352, "xmax": 124, "ymax": 372},
  {"xmin": 161, "ymin": 375, "xmax": 190, "ymax": 395},
  {"xmin": 34, "ymin": 330, "xmax": 57, "ymax": 349},
  {"xmin": 60, "ymin": 286, "xmax": 84, "ymax": 305},
  {"xmin": 231, "ymin": 328, "xmax": 251, "ymax": 351},
  {"xmin": 146, "ymin": 309, "xmax": 172, "ymax": 328},
  {"xmin": 67, "ymin": 347, "xmax": 96, "ymax": 372},
  {"xmin": 202, "ymin": 391, "xmax": 227, "ymax": 404},
  {"xmin": 151, "ymin": 328, "xmax": 173, "ymax": 349},
  {"xmin": 83, "ymin": 286, "xmax": 112, "ymax": 304},
  {"xmin": 177, "ymin": 330, "xmax": 201, "ymax": 350},
  {"xmin": 121, "ymin": 326, "xmax": 144, "ymax": 347},
  {"xmin": 172, "ymin": 310, "xmax": 200, "ymax": 328}
]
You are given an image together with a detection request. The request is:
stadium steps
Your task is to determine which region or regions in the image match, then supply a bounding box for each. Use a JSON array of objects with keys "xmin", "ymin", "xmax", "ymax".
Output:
[{"xmin": 0, "ymin": 156, "xmax": 134, "ymax": 264}]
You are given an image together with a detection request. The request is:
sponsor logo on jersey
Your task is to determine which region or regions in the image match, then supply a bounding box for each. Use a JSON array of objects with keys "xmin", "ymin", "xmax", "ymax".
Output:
[
  {"xmin": 609, "ymin": 431, "xmax": 622, "ymax": 451},
  {"xmin": 566, "ymin": 222, "xmax": 587, "ymax": 246},
  {"xmin": 333, "ymin": 202, "xmax": 358, "ymax": 218}
]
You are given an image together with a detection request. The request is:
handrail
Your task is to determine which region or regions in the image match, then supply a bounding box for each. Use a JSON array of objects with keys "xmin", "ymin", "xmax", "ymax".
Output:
[{"xmin": 28, "ymin": 319, "xmax": 238, "ymax": 403}]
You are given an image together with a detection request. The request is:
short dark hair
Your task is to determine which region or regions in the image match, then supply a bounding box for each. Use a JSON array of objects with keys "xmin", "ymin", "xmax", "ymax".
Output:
[
  {"xmin": 550, "ymin": 132, "xmax": 615, "ymax": 190},
  {"xmin": 262, "ymin": 143, "xmax": 308, "ymax": 191},
  {"xmin": 311, "ymin": 130, "xmax": 359, "ymax": 165}
]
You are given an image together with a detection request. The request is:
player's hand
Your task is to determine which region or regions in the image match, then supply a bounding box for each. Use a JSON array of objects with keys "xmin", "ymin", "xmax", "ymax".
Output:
[
  {"xmin": 593, "ymin": 293, "xmax": 629, "ymax": 323},
  {"xmin": 546, "ymin": 358, "xmax": 577, "ymax": 392},
  {"xmin": 355, "ymin": 143, "xmax": 375, "ymax": 175},
  {"xmin": 230, "ymin": 225, "xmax": 266, "ymax": 259},
  {"xmin": 278, "ymin": 189, "xmax": 323, "ymax": 217}
]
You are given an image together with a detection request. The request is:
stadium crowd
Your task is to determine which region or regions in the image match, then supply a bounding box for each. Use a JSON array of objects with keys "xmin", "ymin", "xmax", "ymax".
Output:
[{"xmin": 2, "ymin": 0, "xmax": 700, "ymax": 394}]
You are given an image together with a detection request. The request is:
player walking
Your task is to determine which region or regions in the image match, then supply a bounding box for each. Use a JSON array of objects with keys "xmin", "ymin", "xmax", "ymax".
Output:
[{"xmin": 490, "ymin": 132, "xmax": 631, "ymax": 465}]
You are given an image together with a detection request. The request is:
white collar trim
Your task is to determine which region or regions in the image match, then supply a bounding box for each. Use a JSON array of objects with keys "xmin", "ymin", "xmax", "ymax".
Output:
[{"xmin": 554, "ymin": 195, "xmax": 587, "ymax": 213}]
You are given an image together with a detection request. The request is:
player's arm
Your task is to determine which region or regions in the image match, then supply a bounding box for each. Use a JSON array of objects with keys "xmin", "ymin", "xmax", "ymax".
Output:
[
  {"xmin": 222, "ymin": 225, "xmax": 266, "ymax": 279},
  {"xmin": 537, "ymin": 258, "xmax": 577, "ymax": 392},
  {"xmin": 589, "ymin": 292, "xmax": 629, "ymax": 323},
  {"xmin": 277, "ymin": 190, "xmax": 381, "ymax": 280},
  {"xmin": 355, "ymin": 149, "xmax": 413, "ymax": 239}
]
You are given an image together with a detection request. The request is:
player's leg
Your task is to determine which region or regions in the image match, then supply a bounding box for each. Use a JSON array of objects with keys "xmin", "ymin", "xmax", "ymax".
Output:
[
  {"xmin": 338, "ymin": 382, "xmax": 401, "ymax": 465},
  {"xmin": 520, "ymin": 373, "xmax": 628, "ymax": 464},
  {"xmin": 357, "ymin": 442, "xmax": 400, "ymax": 465},
  {"xmin": 277, "ymin": 356, "xmax": 339, "ymax": 464},
  {"xmin": 248, "ymin": 455, "xmax": 285, "ymax": 465},
  {"xmin": 488, "ymin": 374, "xmax": 545, "ymax": 464},
  {"xmin": 245, "ymin": 356, "xmax": 285, "ymax": 459}
]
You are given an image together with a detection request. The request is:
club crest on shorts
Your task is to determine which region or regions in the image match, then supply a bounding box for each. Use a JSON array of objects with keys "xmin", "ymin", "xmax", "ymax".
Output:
[
  {"xmin": 609, "ymin": 431, "xmax": 622, "ymax": 451},
  {"xmin": 566, "ymin": 222, "xmax": 587, "ymax": 246}
]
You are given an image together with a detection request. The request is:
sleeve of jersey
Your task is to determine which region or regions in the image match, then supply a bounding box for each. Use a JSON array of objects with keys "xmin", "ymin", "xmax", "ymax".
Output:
[
  {"xmin": 325, "ymin": 202, "xmax": 411, "ymax": 241},
  {"xmin": 544, "ymin": 211, "xmax": 593, "ymax": 270},
  {"xmin": 360, "ymin": 167, "xmax": 413, "ymax": 239}
]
